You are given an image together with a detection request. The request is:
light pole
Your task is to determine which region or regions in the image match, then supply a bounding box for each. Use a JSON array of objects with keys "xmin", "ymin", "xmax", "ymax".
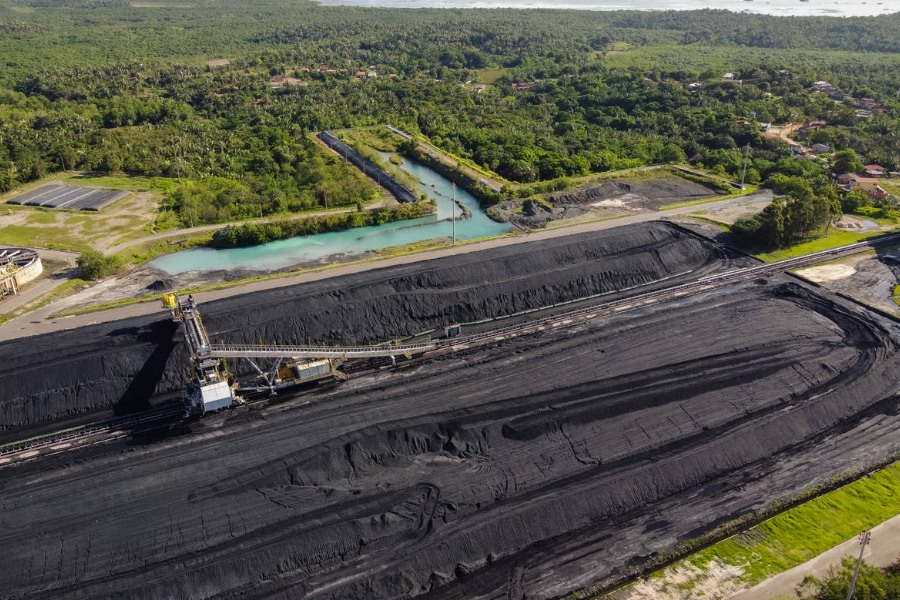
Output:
[
  {"xmin": 846, "ymin": 531, "xmax": 872, "ymax": 600},
  {"xmin": 740, "ymin": 144, "xmax": 750, "ymax": 191},
  {"xmin": 451, "ymin": 182, "xmax": 456, "ymax": 246}
]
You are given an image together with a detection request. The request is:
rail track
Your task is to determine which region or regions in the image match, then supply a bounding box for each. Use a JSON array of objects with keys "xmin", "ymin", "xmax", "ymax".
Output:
[
  {"xmin": 438, "ymin": 232, "xmax": 900, "ymax": 350},
  {"xmin": 2, "ymin": 233, "xmax": 897, "ymax": 467},
  {"xmin": 0, "ymin": 404, "xmax": 184, "ymax": 465}
]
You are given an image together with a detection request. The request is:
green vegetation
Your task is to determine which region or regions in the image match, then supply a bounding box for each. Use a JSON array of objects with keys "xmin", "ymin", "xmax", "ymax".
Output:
[
  {"xmin": 686, "ymin": 461, "xmax": 900, "ymax": 586},
  {"xmin": 730, "ymin": 168, "xmax": 843, "ymax": 251},
  {"xmin": 0, "ymin": 1, "xmax": 899, "ymax": 258},
  {"xmin": 613, "ymin": 461, "xmax": 900, "ymax": 598},
  {"xmin": 476, "ymin": 68, "xmax": 508, "ymax": 84},
  {"xmin": 209, "ymin": 200, "xmax": 436, "ymax": 248},
  {"xmin": 76, "ymin": 249, "xmax": 123, "ymax": 280},
  {"xmin": 754, "ymin": 228, "xmax": 886, "ymax": 262},
  {"xmin": 795, "ymin": 558, "xmax": 900, "ymax": 600}
]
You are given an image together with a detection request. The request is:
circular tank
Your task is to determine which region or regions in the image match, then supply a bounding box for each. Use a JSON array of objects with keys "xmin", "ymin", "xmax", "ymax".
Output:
[{"xmin": 0, "ymin": 247, "xmax": 43, "ymax": 296}]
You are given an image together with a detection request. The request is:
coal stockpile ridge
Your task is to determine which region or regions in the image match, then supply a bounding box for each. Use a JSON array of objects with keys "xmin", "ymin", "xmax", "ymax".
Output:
[
  {"xmin": 1, "ymin": 283, "xmax": 898, "ymax": 600},
  {"xmin": 0, "ymin": 222, "xmax": 728, "ymax": 433}
]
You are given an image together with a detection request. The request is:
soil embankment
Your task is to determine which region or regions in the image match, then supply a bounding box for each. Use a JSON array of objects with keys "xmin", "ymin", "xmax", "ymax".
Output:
[
  {"xmin": 1, "ymin": 280, "xmax": 898, "ymax": 600},
  {"xmin": 490, "ymin": 176, "xmax": 720, "ymax": 228},
  {"xmin": 0, "ymin": 222, "xmax": 739, "ymax": 434}
]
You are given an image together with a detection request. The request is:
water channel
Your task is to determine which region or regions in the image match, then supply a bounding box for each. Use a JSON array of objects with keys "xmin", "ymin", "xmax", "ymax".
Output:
[{"xmin": 149, "ymin": 156, "xmax": 512, "ymax": 275}]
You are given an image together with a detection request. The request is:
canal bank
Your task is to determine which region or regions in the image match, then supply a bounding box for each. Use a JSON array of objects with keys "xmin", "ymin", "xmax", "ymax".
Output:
[{"xmin": 149, "ymin": 153, "xmax": 511, "ymax": 275}]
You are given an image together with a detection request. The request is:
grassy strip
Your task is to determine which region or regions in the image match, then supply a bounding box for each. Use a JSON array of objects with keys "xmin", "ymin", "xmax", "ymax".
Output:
[
  {"xmin": 893, "ymin": 284, "xmax": 900, "ymax": 307},
  {"xmin": 567, "ymin": 455, "xmax": 900, "ymax": 600},
  {"xmin": 113, "ymin": 232, "xmax": 215, "ymax": 264},
  {"xmin": 648, "ymin": 460, "xmax": 900, "ymax": 593},
  {"xmin": 753, "ymin": 228, "xmax": 890, "ymax": 262}
]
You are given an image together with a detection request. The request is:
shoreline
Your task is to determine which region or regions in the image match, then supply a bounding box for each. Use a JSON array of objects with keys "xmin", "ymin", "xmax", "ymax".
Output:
[{"xmin": 311, "ymin": 0, "xmax": 898, "ymax": 18}]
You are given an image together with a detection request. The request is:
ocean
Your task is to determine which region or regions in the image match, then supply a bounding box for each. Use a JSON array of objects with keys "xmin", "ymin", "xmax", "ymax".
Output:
[{"xmin": 312, "ymin": 0, "xmax": 898, "ymax": 17}]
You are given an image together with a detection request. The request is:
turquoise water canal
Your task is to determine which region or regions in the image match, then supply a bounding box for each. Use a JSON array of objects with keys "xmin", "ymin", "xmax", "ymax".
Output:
[{"xmin": 149, "ymin": 156, "xmax": 511, "ymax": 275}]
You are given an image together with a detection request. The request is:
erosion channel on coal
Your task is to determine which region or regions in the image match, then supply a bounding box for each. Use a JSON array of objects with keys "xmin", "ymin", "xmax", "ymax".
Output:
[{"xmin": 3, "ymin": 220, "xmax": 900, "ymax": 600}]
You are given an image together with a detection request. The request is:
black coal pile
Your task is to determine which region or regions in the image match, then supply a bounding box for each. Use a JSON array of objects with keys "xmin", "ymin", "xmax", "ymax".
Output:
[
  {"xmin": 1, "ymin": 282, "xmax": 898, "ymax": 600},
  {"xmin": 0, "ymin": 222, "xmax": 734, "ymax": 433}
]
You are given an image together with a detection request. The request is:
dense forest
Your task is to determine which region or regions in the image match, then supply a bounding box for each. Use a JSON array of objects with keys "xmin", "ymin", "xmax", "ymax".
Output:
[{"xmin": 0, "ymin": 0, "xmax": 899, "ymax": 236}]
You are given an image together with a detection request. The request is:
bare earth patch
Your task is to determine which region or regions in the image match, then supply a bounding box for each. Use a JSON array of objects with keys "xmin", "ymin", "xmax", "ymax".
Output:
[
  {"xmin": 793, "ymin": 252, "xmax": 900, "ymax": 316},
  {"xmin": 794, "ymin": 264, "xmax": 857, "ymax": 283},
  {"xmin": 694, "ymin": 192, "xmax": 773, "ymax": 225},
  {"xmin": 616, "ymin": 560, "xmax": 747, "ymax": 600}
]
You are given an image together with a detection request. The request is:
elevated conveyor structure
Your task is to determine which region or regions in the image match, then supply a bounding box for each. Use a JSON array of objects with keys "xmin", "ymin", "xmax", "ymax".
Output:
[
  {"xmin": 206, "ymin": 341, "xmax": 436, "ymax": 360},
  {"xmin": 162, "ymin": 294, "xmax": 438, "ymax": 414}
]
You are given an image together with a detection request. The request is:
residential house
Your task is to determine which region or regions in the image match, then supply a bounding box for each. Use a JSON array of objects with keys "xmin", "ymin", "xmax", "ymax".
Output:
[
  {"xmin": 836, "ymin": 173, "xmax": 854, "ymax": 185},
  {"xmin": 857, "ymin": 98, "xmax": 880, "ymax": 110},
  {"xmin": 847, "ymin": 175, "xmax": 889, "ymax": 200},
  {"xmin": 810, "ymin": 143, "xmax": 832, "ymax": 155},
  {"xmin": 864, "ymin": 164, "xmax": 885, "ymax": 177}
]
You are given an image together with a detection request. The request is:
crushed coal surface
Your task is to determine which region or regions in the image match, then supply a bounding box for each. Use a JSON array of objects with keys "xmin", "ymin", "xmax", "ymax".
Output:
[
  {"xmin": 0, "ymin": 222, "xmax": 740, "ymax": 433},
  {"xmin": 0, "ymin": 281, "xmax": 898, "ymax": 600}
]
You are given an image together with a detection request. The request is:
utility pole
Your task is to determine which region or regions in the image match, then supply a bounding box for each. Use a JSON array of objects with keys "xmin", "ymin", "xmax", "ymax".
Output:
[
  {"xmin": 740, "ymin": 143, "xmax": 750, "ymax": 191},
  {"xmin": 451, "ymin": 182, "xmax": 456, "ymax": 246},
  {"xmin": 846, "ymin": 530, "xmax": 872, "ymax": 600}
]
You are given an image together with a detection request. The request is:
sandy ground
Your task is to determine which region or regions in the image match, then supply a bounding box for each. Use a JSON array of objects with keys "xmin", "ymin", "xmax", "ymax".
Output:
[
  {"xmin": 834, "ymin": 214, "xmax": 878, "ymax": 232},
  {"xmin": 618, "ymin": 560, "xmax": 746, "ymax": 600},
  {"xmin": 0, "ymin": 189, "xmax": 156, "ymax": 252},
  {"xmin": 794, "ymin": 252, "xmax": 900, "ymax": 317},
  {"xmin": 729, "ymin": 514, "xmax": 900, "ymax": 600},
  {"xmin": 696, "ymin": 191, "xmax": 773, "ymax": 225}
]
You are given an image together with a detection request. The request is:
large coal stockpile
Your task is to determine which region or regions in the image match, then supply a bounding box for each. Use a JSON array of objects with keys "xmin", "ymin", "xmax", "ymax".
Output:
[
  {"xmin": 0, "ymin": 222, "xmax": 730, "ymax": 433},
  {"xmin": 2, "ymin": 282, "xmax": 899, "ymax": 600}
]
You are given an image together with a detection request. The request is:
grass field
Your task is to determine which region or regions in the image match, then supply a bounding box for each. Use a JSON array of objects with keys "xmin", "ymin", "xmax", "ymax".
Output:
[
  {"xmin": 754, "ymin": 228, "xmax": 890, "ymax": 262},
  {"xmin": 476, "ymin": 68, "xmax": 508, "ymax": 84},
  {"xmin": 64, "ymin": 173, "xmax": 161, "ymax": 191},
  {"xmin": 605, "ymin": 460, "xmax": 900, "ymax": 598},
  {"xmin": 685, "ymin": 462, "xmax": 900, "ymax": 586},
  {"xmin": 0, "ymin": 172, "xmax": 172, "ymax": 253}
]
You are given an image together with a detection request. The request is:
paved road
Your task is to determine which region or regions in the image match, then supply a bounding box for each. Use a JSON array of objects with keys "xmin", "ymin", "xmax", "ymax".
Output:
[
  {"xmin": 729, "ymin": 514, "xmax": 900, "ymax": 600},
  {"xmin": 0, "ymin": 245, "xmax": 78, "ymax": 316},
  {"xmin": 0, "ymin": 194, "xmax": 768, "ymax": 342}
]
